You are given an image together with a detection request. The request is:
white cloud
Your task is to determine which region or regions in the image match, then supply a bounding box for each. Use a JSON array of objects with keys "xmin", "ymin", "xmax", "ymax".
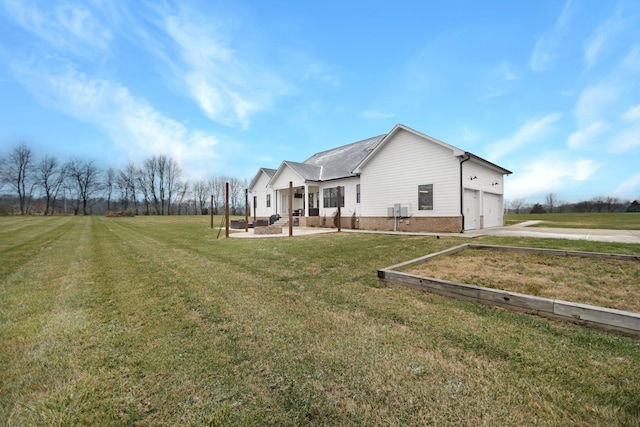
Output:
[
  {"xmin": 153, "ymin": 5, "xmax": 289, "ymax": 128},
  {"xmin": 361, "ymin": 110, "xmax": 396, "ymax": 120},
  {"xmin": 505, "ymin": 156, "xmax": 599, "ymax": 200},
  {"xmin": 529, "ymin": 0, "xmax": 573, "ymax": 72},
  {"xmin": 11, "ymin": 58, "xmax": 219, "ymax": 179},
  {"xmin": 583, "ymin": 11, "xmax": 625, "ymax": 69},
  {"xmin": 485, "ymin": 113, "xmax": 562, "ymax": 161},
  {"xmin": 2, "ymin": 0, "xmax": 111, "ymax": 55},
  {"xmin": 622, "ymin": 104, "xmax": 640, "ymax": 122},
  {"xmin": 609, "ymin": 125, "xmax": 640, "ymax": 152},
  {"xmin": 574, "ymin": 83, "xmax": 619, "ymax": 126},
  {"xmin": 567, "ymin": 121, "xmax": 608, "ymax": 149}
]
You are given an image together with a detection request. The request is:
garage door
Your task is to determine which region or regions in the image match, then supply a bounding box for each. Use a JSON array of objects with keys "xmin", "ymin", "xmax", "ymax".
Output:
[
  {"xmin": 464, "ymin": 189, "xmax": 478, "ymax": 231},
  {"xmin": 483, "ymin": 193, "xmax": 502, "ymax": 228}
]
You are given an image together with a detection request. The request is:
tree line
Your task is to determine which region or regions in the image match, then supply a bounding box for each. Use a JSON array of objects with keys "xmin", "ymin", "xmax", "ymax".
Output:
[
  {"xmin": 507, "ymin": 192, "xmax": 640, "ymax": 214},
  {"xmin": 0, "ymin": 142, "xmax": 248, "ymax": 216}
]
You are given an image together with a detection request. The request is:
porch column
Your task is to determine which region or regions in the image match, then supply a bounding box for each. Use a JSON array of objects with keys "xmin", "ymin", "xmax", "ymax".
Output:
[{"xmin": 304, "ymin": 183, "xmax": 308, "ymax": 217}]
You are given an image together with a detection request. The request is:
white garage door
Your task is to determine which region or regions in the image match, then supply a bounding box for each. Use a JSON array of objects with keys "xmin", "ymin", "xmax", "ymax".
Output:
[
  {"xmin": 464, "ymin": 189, "xmax": 479, "ymax": 231},
  {"xmin": 483, "ymin": 193, "xmax": 502, "ymax": 228}
]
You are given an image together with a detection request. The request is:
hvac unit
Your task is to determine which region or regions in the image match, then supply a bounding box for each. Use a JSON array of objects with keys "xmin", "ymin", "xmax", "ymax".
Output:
[{"xmin": 387, "ymin": 204, "xmax": 409, "ymax": 218}]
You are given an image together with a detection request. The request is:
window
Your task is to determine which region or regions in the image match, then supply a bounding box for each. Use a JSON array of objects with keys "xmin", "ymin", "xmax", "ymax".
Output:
[
  {"xmin": 323, "ymin": 186, "xmax": 344, "ymax": 208},
  {"xmin": 266, "ymin": 194, "xmax": 271, "ymax": 208},
  {"xmin": 418, "ymin": 184, "xmax": 433, "ymax": 210},
  {"xmin": 356, "ymin": 184, "xmax": 360, "ymax": 203}
]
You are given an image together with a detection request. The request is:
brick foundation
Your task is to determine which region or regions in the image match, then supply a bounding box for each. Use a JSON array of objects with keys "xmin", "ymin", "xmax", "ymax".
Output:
[{"xmin": 355, "ymin": 216, "xmax": 462, "ymax": 233}]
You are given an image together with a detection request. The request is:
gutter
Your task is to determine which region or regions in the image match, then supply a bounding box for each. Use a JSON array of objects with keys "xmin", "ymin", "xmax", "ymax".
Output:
[{"xmin": 459, "ymin": 153, "xmax": 471, "ymax": 233}]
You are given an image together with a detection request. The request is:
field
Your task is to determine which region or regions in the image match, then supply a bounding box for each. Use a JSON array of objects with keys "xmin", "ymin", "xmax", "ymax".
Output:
[
  {"xmin": 506, "ymin": 212, "xmax": 640, "ymax": 229},
  {"xmin": 2, "ymin": 216, "xmax": 640, "ymax": 426}
]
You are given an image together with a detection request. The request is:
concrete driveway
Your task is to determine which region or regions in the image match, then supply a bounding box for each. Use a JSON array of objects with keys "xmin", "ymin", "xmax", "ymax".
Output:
[{"xmin": 468, "ymin": 221, "xmax": 640, "ymax": 244}]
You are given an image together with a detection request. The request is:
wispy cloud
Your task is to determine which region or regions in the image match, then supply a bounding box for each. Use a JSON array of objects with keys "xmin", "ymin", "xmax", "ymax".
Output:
[
  {"xmin": 609, "ymin": 125, "xmax": 640, "ymax": 152},
  {"xmin": 506, "ymin": 156, "xmax": 599, "ymax": 199},
  {"xmin": 529, "ymin": 0, "xmax": 573, "ymax": 72},
  {"xmin": 485, "ymin": 113, "xmax": 562, "ymax": 161},
  {"xmin": 11, "ymin": 58, "xmax": 219, "ymax": 178},
  {"xmin": 567, "ymin": 121, "xmax": 608, "ymax": 149},
  {"xmin": 622, "ymin": 104, "xmax": 640, "ymax": 121},
  {"xmin": 583, "ymin": 10, "xmax": 625, "ymax": 69},
  {"xmin": 574, "ymin": 83, "xmax": 619, "ymax": 125},
  {"xmin": 2, "ymin": 0, "xmax": 112, "ymax": 55},
  {"xmin": 150, "ymin": 4, "xmax": 290, "ymax": 128}
]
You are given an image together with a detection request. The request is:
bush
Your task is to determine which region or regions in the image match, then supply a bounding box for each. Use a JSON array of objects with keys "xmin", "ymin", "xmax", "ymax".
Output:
[{"xmin": 530, "ymin": 203, "xmax": 547, "ymax": 214}]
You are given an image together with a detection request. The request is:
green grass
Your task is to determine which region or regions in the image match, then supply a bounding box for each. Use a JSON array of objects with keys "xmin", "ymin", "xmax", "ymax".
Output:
[
  {"xmin": 2, "ymin": 216, "xmax": 640, "ymax": 426},
  {"xmin": 506, "ymin": 212, "xmax": 640, "ymax": 229}
]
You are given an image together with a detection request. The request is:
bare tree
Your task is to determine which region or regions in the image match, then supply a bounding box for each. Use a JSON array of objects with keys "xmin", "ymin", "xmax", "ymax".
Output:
[
  {"xmin": 1, "ymin": 143, "xmax": 35, "ymax": 215},
  {"xmin": 510, "ymin": 198, "xmax": 526, "ymax": 214},
  {"xmin": 164, "ymin": 157, "xmax": 181, "ymax": 215},
  {"xmin": 67, "ymin": 159, "xmax": 102, "ymax": 215},
  {"xmin": 136, "ymin": 165, "xmax": 152, "ymax": 215},
  {"xmin": 105, "ymin": 168, "xmax": 116, "ymax": 211},
  {"xmin": 193, "ymin": 180, "xmax": 208, "ymax": 215},
  {"xmin": 174, "ymin": 181, "xmax": 189, "ymax": 215},
  {"xmin": 591, "ymin": 196, "xmax": 606, "ymax": 212},
  {"xmin": 36, "ymin": 155, "xmax": 66, "ymax": 215},
  {"xmin": 545, "ymin": 193, "xmax": 557, "ymax": 214},
  {"xmin": 141, "ymin": 156, "xmax": 160, "ymax": 214},
  {"xmin": 209, "ymin": 176, "xmax": 226, "ymax": 215},
  {"xmin": 116, "ymin": 162, "xmax": 139, "ymax": 213}
]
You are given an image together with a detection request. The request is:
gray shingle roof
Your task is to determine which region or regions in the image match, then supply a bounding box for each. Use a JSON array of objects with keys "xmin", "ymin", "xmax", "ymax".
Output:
[
  {"xmin": 303, "ymin": 134, "xmax": 386, "ymax": 181},
  {"xmin": 249, "ymin": 167, "xmax": 278, "ymax": 189}
]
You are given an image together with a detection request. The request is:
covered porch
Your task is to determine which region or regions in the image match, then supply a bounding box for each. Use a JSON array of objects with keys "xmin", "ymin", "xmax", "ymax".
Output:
[{"xmin": 274, "ymin": 183, "xmax": 320, "ymax": 219}]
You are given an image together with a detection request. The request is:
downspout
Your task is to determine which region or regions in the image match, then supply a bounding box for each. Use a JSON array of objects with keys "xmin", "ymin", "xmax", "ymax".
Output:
[{"xmin": 459, "ymin": 153, "xmax": 471, "ymax": 233}]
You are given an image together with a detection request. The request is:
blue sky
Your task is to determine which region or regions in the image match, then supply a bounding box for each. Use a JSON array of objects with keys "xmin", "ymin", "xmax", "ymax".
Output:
[{"xmin": 1, "ymin": 0, "xmax": 639, "ymax": 204}]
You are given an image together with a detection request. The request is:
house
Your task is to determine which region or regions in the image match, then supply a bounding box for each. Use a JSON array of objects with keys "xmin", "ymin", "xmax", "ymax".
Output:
[{"xmin": 249, "ymin": 124, "xmax": 512, "ymax": 233}]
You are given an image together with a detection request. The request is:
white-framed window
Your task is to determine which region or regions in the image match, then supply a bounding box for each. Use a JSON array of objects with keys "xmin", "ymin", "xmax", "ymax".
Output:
[
  {"xmin": 323, "ymin": 186, "xmax": 344, "ymax": 208},
  {"xmin": 418, "ymin": 184, "xmax": 433, "ymax": 210}
]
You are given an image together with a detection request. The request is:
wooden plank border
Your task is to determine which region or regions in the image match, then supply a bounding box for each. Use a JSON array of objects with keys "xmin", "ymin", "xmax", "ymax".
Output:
[{"xmin": 378, "ymin": 244, "xmax": 640, "ymax": 338}]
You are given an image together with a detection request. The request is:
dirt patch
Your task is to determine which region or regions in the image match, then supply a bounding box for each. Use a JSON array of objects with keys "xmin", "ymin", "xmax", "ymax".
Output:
[{"xmin": 403, "ymin": 248, "xmax": 640, "ymax": 313}]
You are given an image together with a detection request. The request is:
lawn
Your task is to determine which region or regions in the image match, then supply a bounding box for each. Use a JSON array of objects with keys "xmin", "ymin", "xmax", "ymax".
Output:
[
  {"xmin": 1, "ymin": 216, "xmax": 639, "ymax": 426},
  {"xmin": 506, "ymin": 212, "xmax": 640, "ymax": 229}
]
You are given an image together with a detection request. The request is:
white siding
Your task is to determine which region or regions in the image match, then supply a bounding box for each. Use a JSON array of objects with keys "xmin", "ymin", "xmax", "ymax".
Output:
[
  {"xmin": 359, "ymin": 129, "xmax": 461, "ymax": 217},
  {"xmin": 270, "ymin": 165, "xmax": 305, "ymax": 191},
  {"xmin": 251, "ymin": 172, "xmax": 275, "ymax": 218},
  {"xmin": 318, "ymin": 177, "xmax": 359, "ymax": 218}
]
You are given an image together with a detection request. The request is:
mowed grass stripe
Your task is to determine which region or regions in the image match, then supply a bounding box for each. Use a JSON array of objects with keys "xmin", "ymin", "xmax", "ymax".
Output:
[
  {"xmin": 1, "ymin": 217, "xmax": 98, "ymax": 425},
  {"xmin": 0, "ymin": 216, "xmax": 76, "ymax": 276},
  {"xmin": 2, "ymin": 216, "xmax": 640, "ymax": 425}
]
